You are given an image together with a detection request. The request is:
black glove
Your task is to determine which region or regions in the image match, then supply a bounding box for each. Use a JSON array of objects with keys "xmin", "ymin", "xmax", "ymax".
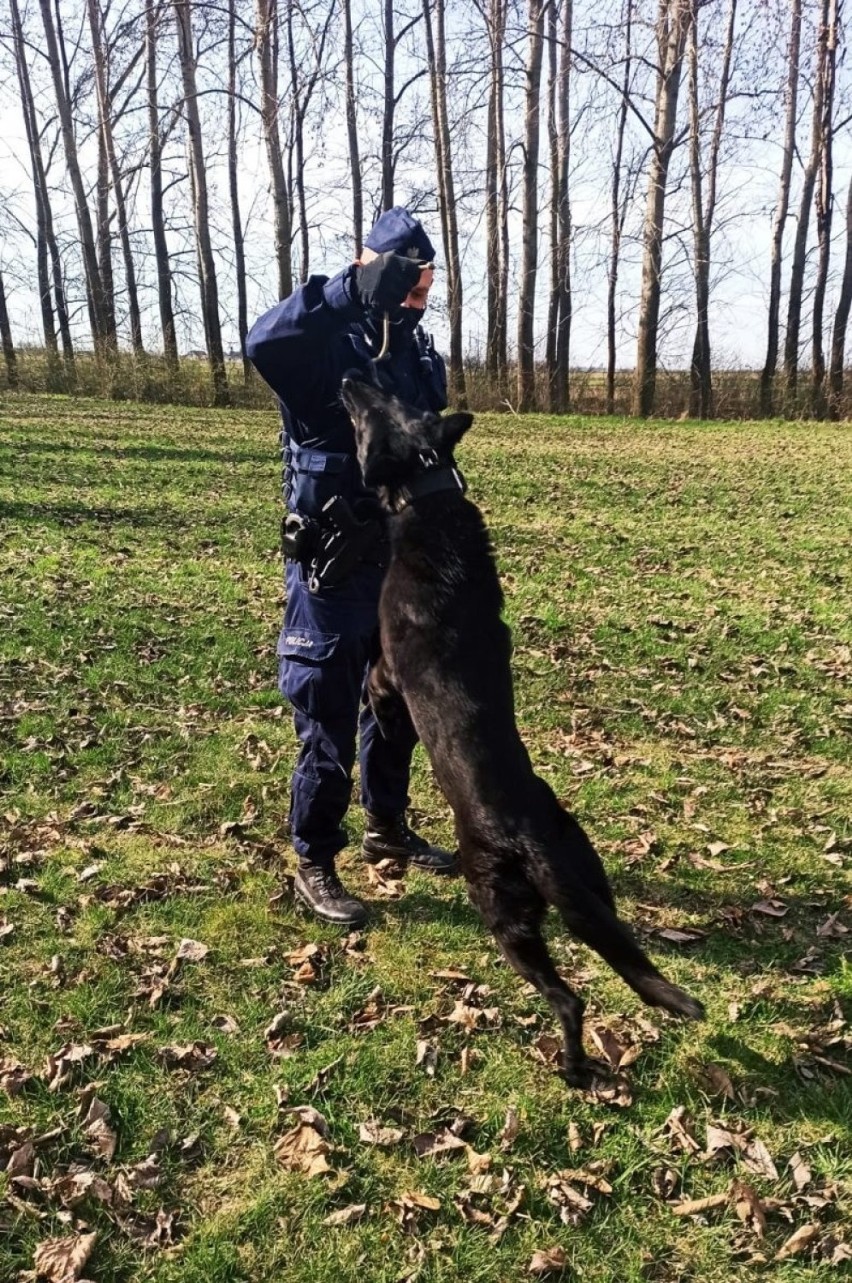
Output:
[{"xmin": 355, "ymin": 252, "xmax": 422, "ymax": 314}]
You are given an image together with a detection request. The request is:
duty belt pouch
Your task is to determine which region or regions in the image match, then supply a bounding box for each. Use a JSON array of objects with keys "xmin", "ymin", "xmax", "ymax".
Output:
[
  {"xmin": 307, "ymin": 496, "xmax": 382, "ymax": 593},
  {"xmin": 281, "ymin": 511, "xmax": 320, "ymax": 563},
  {"xmin": 287, "ymin": 443, "xmax": 353, "ymax": 518}
]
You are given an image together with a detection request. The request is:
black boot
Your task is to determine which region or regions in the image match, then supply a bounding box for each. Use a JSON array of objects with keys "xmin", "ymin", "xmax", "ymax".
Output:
[
  {"xmin": 362, "ymin": 813, "xmax": 457, "ymax": 875},
  {"xmin": 294, "ymin": 864, "xmax": 368, "ymax": 927}
]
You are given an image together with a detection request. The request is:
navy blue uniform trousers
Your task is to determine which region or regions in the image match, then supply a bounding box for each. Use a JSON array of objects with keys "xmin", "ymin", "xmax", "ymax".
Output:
[{"xmin": 279, "ymin": 559, "xmax": 418, "ymax": 865}]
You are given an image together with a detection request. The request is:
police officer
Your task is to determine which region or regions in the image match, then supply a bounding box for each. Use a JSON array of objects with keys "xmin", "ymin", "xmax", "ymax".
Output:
[{"xmin": 246, "ymin": 207, "xmax": 456, "ymax": 928}]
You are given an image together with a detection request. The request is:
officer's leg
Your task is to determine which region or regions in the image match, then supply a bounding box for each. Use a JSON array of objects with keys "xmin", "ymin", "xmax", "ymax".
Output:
[{"xmin": 278, "ymin": 563, "xmax": 370, "ymax": 924}]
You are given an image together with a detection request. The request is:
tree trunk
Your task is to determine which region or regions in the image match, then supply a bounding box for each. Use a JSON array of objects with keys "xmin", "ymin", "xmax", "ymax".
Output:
[
  {"xmin": 553, "ymin": 0, "xmax": 572, "ymax": 412},
  {"xmin": 37, "ymin": 0, "xmax": 110, "ymax": 352},
  {"xmin": 633, "ymin": 0, "xmax": 693, "ymax": 419},
  {"xmin": 228, "ymin": 0, "xmax": 249, "ymax": 381},
  {"xmin": 422, "ymin": 0, "xmax": 466, "ymax": 405},
  {"xmin": 517, "ymin": 0, "xmax": 546, "ymax": 413},
  {"xmin": 286, "ymin": 1, "xmax": 333, "ymax": 283},
  {"xmin": 87, "ymin": 0, "xmax": 144, "ymax": 356},
  {"xmin": 146, "ymin": 0, "xmax": 179, "ymax": 368},
  {"xmin": 828, "ymin": 169, "xmax": 852, "ymax": 416},
  {"xmin": 759, "ymin": 0, "xmax": 801, "ymax": 416},
  {"xmin": 381, "ymin": 0, "xmax": 395, "ymax": 211},
  {"xmin": 256, "ymin": 0, "xmax": 293, "ymax": 299},
  {"xmin": 174, "ymin": 0, "xmax": 230, "ymax": 405},
  {"xmin": 687, "ymin": 0, "xmax": 736, "ymax": 420},
  {"xmin": 783, "ymin": 0, "xmax": 829, "ymax": 415},
  {"xmin": 0, "ymin": 272, "xmax": 19, "ymax": 390},
  {"xmin": 484, "ymin": 0, "xmax": 508, "ymax": 387},
  {"xmin": 286, "ymin": 1, "xmax": 309, "ymax": 281},
  {"xmin": 95, "ymin": 128, "xmax": 118, "ymax": 349},
  {"xmin": 811, "ymin": 0, "xmax": 839, "ymax": 419},
  {"xmin": 343, "ymin": 0, "xmax": 363, "ymax": 252},
  {"xmin": 546, "ymin": 1, "xmax": 559, "ymax": 391},
  {"xmin": 10, "ymin": 0, "xmax": 57, "ymax": 363},
  {"xmin": 607, "ymin": 0, "xmax": 633, "ymax": 415}
]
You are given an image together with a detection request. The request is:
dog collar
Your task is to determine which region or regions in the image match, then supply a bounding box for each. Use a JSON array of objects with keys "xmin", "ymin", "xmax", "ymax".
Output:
[{"xmin": 390, "ymin": 450, "xmax": 467, "ymax": 513}]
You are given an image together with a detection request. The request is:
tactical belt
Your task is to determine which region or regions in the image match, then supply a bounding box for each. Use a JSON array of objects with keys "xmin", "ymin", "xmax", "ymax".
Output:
[{"xmin": 282, "ymin": 496, "xmax": 388, "ymax": 593}]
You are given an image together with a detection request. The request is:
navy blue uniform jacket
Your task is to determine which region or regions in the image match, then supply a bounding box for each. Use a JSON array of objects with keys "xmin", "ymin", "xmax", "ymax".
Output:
[{"xmin": 246, "ymin": 265, "xmax": 448, "ymax": 518}]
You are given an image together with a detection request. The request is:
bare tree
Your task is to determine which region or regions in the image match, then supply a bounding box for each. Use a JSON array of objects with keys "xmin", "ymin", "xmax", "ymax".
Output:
[
  {"xmin": 380, "ymin": 2, "xmax": 424, "ymax": 213},
  {"xmin": 256, "ymin": 0, "xmax": 293, "ymax": 299},
  {"xmin": 87, "ymin": 0, "xmax": 144, "ymax": 355},
  {"xmin": 343, "ymin": 0, "xmax": 363, "ymax": 252},
  {"xmin": 606, "ymin": 0, "xmax": 634, "ymax": 415},
  {"xmin": 423, "ymin": 0, "xmax": 466, "ymax": 405},
  {"xmin": 811, "ymin": 0, "xmax": 841, "ymax": 418},
  {"xmin": 828, "ymin": 169, "xmax": 852, "ymax": 414},
  {"xmin": 228, "ymin": 0, "xmax": 249, "ymax": 380},
  {"xmin": 633, "ymin": 0, "xmax": 694, "ymax": 418},
  {"xmin": 546, "ymin": 0, "xmax": 572, "ymax": 413},
  {"xmin": 146, "ymin": 0, "xmax": 178, "ymax": 368},
  {"xmin": 517, "ymin": 0, "xmax": 546, "ymax": 412},
  {"xmin": 0, "ymin": 270, "xmax": 18, "ymax": 389},
  {"xmin": 37, "ymin": 0, "xmax": 112, "ymax": 352},
  {"xmin": 10, "ymin": 0, "xmax": 57, "ymax": 365},
  {"xmin": 174, "ymin": 0, "xmax": 229, "ymax": 404},
  {"xmin": 95, "ymin": 127, "xmax": 118, "ymax": 349},
  {"xmin": 482, "ymin": 0, "xmax": 509, "ymax": 387},
  {"xmin": 784, "ymin": 0, "xmax": 829, "ymax": 413},
  {"xmin": 759, "ymin": 0, "xmax": 801, "ymax": 416},
  {"xmin": 287, "ymin": 0, "xmax": 336, "ymax": 282},
  {"xmin": 686, "ymin": 0, "xmax": 736, "ymax": 419}
]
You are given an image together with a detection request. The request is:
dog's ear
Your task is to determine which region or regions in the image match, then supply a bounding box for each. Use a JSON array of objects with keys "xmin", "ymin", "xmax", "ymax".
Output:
[{"xmin": 436, "ymin": 411, "xmax": 474, "ymax": 451}]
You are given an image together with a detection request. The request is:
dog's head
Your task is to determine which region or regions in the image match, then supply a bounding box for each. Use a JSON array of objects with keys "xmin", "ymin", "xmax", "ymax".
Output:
[{"xmin": 340, "ymin": 375, "xmax": 473, "ymax": 500}]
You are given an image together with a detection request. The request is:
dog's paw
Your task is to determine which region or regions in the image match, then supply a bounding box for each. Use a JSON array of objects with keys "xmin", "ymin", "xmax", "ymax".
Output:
[{"xmin": 560, "ymin": 1056, "xmax": 612, "ymax": 1091}]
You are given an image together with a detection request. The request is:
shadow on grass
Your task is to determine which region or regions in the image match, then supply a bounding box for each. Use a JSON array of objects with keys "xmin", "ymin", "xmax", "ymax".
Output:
[
  {"xmin": 2, "ymin": 439, "xmax": 274, "ymax": 466},
  {"xmin": 0, "ymin": 499, "xmax": 192, "ymax": 530}
]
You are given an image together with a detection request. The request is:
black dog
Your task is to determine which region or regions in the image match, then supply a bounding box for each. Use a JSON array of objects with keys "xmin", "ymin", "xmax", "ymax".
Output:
[{"xmin": 341, "ymin": 378, "xmax": 704, "ymax": 1086}]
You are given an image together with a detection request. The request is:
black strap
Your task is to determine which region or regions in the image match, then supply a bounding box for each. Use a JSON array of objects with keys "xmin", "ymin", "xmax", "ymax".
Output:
[{"xmin": 391, "ymin": 454, "xmax": 466, "ymax": 513}]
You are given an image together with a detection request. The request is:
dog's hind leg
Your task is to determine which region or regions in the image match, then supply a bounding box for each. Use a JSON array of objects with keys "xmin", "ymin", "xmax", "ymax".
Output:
[
  {"xmin": 365, "ymin": 653, "xmax": 405, "ymax": 741},
  {"xmin": 492, "ymin": 926, "xmax": 598, "ymax": 1088}
]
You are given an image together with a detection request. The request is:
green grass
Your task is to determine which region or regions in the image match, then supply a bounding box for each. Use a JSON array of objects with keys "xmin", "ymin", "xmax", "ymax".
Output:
[{"xmin": 1, "ymin": 393, "xmax": 850, "ymax": 1282}]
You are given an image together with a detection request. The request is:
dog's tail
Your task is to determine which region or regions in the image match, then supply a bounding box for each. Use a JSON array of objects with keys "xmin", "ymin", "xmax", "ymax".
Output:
[{"xmin": 551, "ymin": 882, "xmax": 705, "ymax": 1021}]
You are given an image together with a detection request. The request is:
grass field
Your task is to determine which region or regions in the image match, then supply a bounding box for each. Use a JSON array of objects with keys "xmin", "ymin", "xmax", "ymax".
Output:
[{"xmin": 0, "ymin": 393, "xmax": 849, "ymax": 1283}]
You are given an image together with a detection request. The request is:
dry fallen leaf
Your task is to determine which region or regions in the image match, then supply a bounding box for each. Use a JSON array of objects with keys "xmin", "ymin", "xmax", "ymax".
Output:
[
  {"xmin": 33, "ymin": 1230, "xmax": 98, "ymax": 1282},
  {"xmin": 211, "ymin": 1014, "xmax": 240, "ymax": 1036},
  {"xmin": 651, "ymin": 1167, "xmax": 679, "ymax": 1201},
  {"xmin": 775, "ymin": 1222, "xmax": 821, "ymax": 1261},
  {"xmin": 415, "ymin": 1039, "xmax": 437, "ymax": 1076},
  {"xmin": 324, "ymin": 1203, "xmax": 367, "ymax": 1226},
  {"xmin": 528, "ymin": 1245, "xmax": 567, "ymax": 1276},
  {"xmin": 175, "ymin": 937, "xmax": 209, "ymax": 962},
  {"xmin": 358, "ymin": 1119, "xmax": 404, "ymax": 1147},
  {"xmin": 273, "ymin": 1122, "xmax": 332, "ymax": 1178},
  {"xmin": 662, "ymin": 1106, "xmax": 701, "ymax": 1154},
  {"xmin": 751, "ymin": 898, "xmax": 788, "ymax": 918},
  {"xmin": 671, "ymin": 1191, "xmax": 730, "ymax": 1216},
  {"xmin": 499, "ymin": 1107, "xmax": 520, "ymax": 1150},
  {"xmin": 589, "ymin": 1025, "xmax": 641, "ymax": 1071},
  {"xmin": 788, "ymin": 1150, "xmax": 812, "ymax": 1192},
  {"xmin": 733, "ymin": 1179, "xmax": 767, "ymax": 1238},
  {"xmin": 412, "ymin": 1128, "xmax": 467, "ymax": 1159},
  {"xmin": 280, "ymin": 1105, "xmax": 330, "ymax": 1137},
  {"xmin": 158, "ymin": 1041, "xmax": 217, "ymax": 1072},
  {"xmin": 79, "ymin": 1092, "xmax": 117, "ymax": 1161}
]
